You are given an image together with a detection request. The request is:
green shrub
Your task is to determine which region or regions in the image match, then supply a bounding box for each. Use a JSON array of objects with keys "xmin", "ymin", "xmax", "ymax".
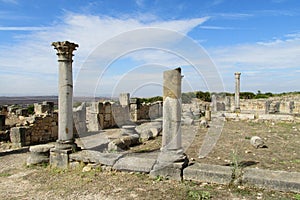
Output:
[{"xmin": 27, "ymin": 104, "xmax": 35, "ymax": 115}]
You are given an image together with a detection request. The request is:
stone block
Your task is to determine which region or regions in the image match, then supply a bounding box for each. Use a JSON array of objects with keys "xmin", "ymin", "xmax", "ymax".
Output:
[
  {"xmin": 183, "ymin": 163, "xmax": 232, "ymax": 184},
  {"xmin": 10, "ymin": 127, "xmax": 30, "ymax": 147},
  {"xmin": 108, "ymin": 135, "xmax": 139, "ymax": 151},
  {"xmin": 30, "ymin": 144, "xmax": 55, "ymax": 152},
  {"xmin": 113, "ymin": 156, "xmax": 156, "ymax": 173},
  {"xmin": 69, "ymin": 150, "xmax": 123, "ymax": 166},
  {"xmin": 27, "ymin": 144, "xmax": 55, "ymax": 166},
  {"xmin": 105, "ymin": 105, "xmax": 111, "ymax": 113},
  {"xmin": 150, "ymin": 162, "xmax": 185, "ymax": 181},
  {"xmin": 50, "ymin": 148, "xmax": 72, "ymax": 169},
  {"xmin": 119, "ymin": 93, "xmax": 130, "ymax": 107},
  {"xmin": 243, "ymin": 168, "xmax": 300, "ymax": 193},
  {"xmin": 16, "ymin": 108, "xmax": 28, "ymax": 117},
  {"xmin": 105, "ymin": 114, "xmax": 111, "ymax": 121}
]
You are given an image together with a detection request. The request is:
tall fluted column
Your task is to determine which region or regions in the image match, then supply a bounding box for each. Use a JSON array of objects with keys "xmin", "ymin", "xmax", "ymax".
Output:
[
  {"xmin": 50, "ymin": 41, "xmax": 78, "ymax": 169},
  {"xmin": 234, "ymin": 72, "xmax": 241, "ymax": 113}
]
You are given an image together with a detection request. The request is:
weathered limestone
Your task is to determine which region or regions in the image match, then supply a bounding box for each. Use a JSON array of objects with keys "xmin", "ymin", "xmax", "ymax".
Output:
[
  {"xmin": 183, "ymin": 163, "xmax": 233, "ymax": 184},
  {"xmin": 211, "ymin": 94, "xmax": 217, "ymax": 112},
  {"xmin": 234, "ymin": 72, "xmax": 241, "ymax": 113},
  {"xmin": 50, "ymin": 41, "xmax": 78, "ymax": 168},
  {"xmin": 107, "ymin": 135, "xmax": 139, "ymax": 152},
  {"xmin": 10, "ymin": 127, "xmax": 30, "ymax": 147},
  {"xmin": 73, "ymin": 102, "xmax": 87, "ymax": 134},
  {"xmin": 34, "ymin": 101, "xmax": 54, "ymax": 115},
  {"xmin": 243, "ymin": 168, "xmax": 300, "ymax": 193},
  {"xmin": 150, "ymin": 68, "xmax": 188, "ymax": 180},
  {"xmin": 149, "ymin": 101, "xmax": 163, "ymax": 119},
  {"xmin": 129, "ymin": 98, "xmax": 139, "ymax": 121},
  {"xmin": 27, "ymin": 144, "xmax": 55, "ymax": 165},
  {"xmin": 16, "ymin": 108, "xmax": 28, "ymax": 117},
  {"xmin": 161, "ymin": 68, "xmax": 182, "ymax": 151},
  {"xmin": 119, "ymin": 93, "xmax": 130, "ymax": 107},
  {"xmin": 135, "ymin": 121, "xmax": 162, "ymax": 141},
  {"xmin": 113, "ymin": 156, "xmax": 157, "ymax": 173},
  {"xmin": 121, "ymin": 125, "xmax": 137, "ymax": 136},
  {"xmin": 205, "ymin": 106, "xmax": 211, "ymax": 121},
  {"xmin": 225, "ymin": 96, "xmax": 231, "ymax": 111}
]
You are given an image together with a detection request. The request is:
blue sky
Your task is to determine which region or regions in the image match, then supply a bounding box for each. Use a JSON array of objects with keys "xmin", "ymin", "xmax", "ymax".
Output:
[{"xmin": 0, "ymin": 0, "xmax": 300, "ymax": 97}]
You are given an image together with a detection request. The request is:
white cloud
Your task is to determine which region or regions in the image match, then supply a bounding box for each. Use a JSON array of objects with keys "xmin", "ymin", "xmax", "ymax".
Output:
[
  {"xmin": 0, "ymin": 0, "xmax": 18, "ymax": 5},
  {"xmin": 0, "ymin": 26, "xmax": 49, "ymax": 31},
  {"xmin": 0, "ymin": 13, "xmax": 209, "ymax": 96},
  {"xmin": 210, "ymin": 33, "xmax": 300, "ymax": 92}
]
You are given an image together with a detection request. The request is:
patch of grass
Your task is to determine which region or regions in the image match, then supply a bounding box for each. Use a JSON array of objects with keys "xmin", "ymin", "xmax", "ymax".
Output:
[
  {"xmin": 232, "ymin": 187, "xmax": 251, "ymax": 196},
  {"xmin": 187, "ymin": 189, "xmax": 211, "ymax": 200},
  {"xmin": 154, "ymin": 175, "xmax": 165, "ymax": 182},
  {"xmin": 0, "ymin": 172, "xmax": 11, "ymax": 177},
  {"xmin": 291, "ymin": 159, "xmax": 300, "ymax": 163},
  {"xmin": 244, "ymin": 136, "xmax": 251, "ymax": 140},
  {"xmin": 294, "ymin": 193, "xmax": 300, "ymax": 200}
]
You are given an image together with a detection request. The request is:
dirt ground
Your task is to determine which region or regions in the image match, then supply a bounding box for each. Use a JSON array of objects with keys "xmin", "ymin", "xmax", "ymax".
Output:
[
  {"xmin": 189, "ymin": 120, "xmax": 300, "ymax": 172},
  {"xmin": 131, "ymin": 119, "xmax": 300, "ymax": 172},
  {"xmin": 0, "ymin": 119, "xmax": 300, "ymax": 199}
]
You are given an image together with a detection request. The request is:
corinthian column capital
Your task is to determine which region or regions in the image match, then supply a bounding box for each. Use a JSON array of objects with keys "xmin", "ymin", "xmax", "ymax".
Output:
[
  {"xmin": 234, "ymin": 72, "xmax": 241, "ymax": 79},
  {"xmin": 52, "ymin": 41, "xmax": 78, "ymax": 61}
]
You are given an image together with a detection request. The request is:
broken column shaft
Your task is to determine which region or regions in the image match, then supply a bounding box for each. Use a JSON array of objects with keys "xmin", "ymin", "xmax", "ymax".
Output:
[{"xmin": 162, "ymin": 68, "xmax": 182, "ymax": 151}]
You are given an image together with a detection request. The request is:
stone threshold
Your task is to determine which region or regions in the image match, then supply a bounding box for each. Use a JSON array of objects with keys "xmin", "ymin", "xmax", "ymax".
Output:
[{"xmin": 70, "ymin": 150, "xmax": 300, "ymax": 193}]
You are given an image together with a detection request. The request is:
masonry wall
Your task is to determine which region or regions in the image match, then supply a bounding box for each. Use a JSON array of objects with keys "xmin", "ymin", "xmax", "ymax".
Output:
[
  {"xmin": 86, "ymin": 101, "xmax": 163, "ymax": 131},
  {"xmin": 213, "ymin": 96, "xmax": 300, "ymax": 114},
  {"xmin": 28, "ymin": 113, "xmax": 58, "ymax": 144},
  {"xmin": 10, "ymin": 113, "xmax": 58, "ymax": 147}
]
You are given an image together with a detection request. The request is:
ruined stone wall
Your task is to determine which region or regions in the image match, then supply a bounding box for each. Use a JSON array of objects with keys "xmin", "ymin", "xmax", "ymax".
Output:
[
  {"xmin": 28, "ymin": 113, "xmax": 58, "ymax": 144},
  {"xmin": 216, "ymin": 96, "xmax": 300, "ymax": 114},
  {"xmin": 86, "ymin": 102, "xmax": 130, "ymax": 131},
  {"xmin": 239, "ymin": 99, "xmax": 266, "ymax": 114},
  {"xmin": 137, "ymin": 104, "xmax": 150, "ymax": 120},
  {"xmin": 86, "ymin": 100, "xmax": 163, "ymax": 131},
  {"xmin": 10, "ymin": 113, "xmax": 58, "ymax": 147}
]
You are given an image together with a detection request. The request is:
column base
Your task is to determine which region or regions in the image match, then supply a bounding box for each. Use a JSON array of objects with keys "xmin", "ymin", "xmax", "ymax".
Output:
[
  {"xmin": 235, "ymin": 108, "xmax": 241, "ymax": 113},
  {"xmin": 150, "ymin": 149, "xmax": 189, "ymax": 181},
  {"xmin": 50, "ymin": 140, "xmax": 80, "ymax": 169}
]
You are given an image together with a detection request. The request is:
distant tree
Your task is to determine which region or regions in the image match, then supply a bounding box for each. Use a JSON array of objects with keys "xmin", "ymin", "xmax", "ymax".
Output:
[
  {"xmin": 181, "ymin": 92, "xmax": 196, "ymax": 104},
  {"xmin": 139, "ymin": 96, "xmax": 163, "ymax": 103},
  {"xmin": 254, "ymin": 94, "xmax": 269, "ymax": 99},
  {"xmin": 240, "ymin": 92, "xmax": 255, "ymax": 99},
  {"xmin": 196, "ymin": 91, "xmax": 211, "ymax": 102},
  {"xmin": 265, "ymin": 92, "xmax": 273, "ymax": 97},
  {"xmin": 27, "ymin": 104, "xmax": 35, "ymax": 115}
]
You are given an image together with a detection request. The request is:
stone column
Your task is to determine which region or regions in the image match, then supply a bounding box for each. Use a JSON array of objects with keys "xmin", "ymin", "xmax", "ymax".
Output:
[
  {"xmin": 234, "ymin": 72, "xmax": 241, "ymax": 113},
  {"xmin": 150, "ymin": 68, "xmax": 188, "ymax": 180},
  {"xmin": 225, "ymin": 96, "xmax": 231, "ymax": 112},
  {"xmin": 211, "ymin": 94, "xmax": 217, "ymax": 112},
  {"xmin": 119, "ymin": 93, "xmax": 130, "ymax": 107},
  {"xmin": 162, "ymin": 68, "xmax": 182, "ymax": 151},
  {"xmin": 50, "ymin": 41, "xmax": 78, "ymax": 168}
]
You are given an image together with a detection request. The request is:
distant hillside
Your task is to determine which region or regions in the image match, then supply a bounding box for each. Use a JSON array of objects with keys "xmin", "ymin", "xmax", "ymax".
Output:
[
  {"xmin": 0, "ymin": 96, "xmax": 58, "ymax": 106},
  {"xmin": 0, "ymin": 96, "xmax": 113, "ymax": 106}
]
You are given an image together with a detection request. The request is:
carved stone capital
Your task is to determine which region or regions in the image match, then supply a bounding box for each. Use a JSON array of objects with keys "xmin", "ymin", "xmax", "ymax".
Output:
[
  {"xmin": 52, "ymin": 41, "xmax": 78, "ymax": 61},
  {"xmin": 234, "ymin": 72, "xmax": 241, "ymax": 79}
]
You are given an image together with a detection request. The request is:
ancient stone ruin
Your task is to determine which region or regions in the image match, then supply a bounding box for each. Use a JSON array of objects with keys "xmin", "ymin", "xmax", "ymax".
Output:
[{"xmin": 1, "ymin": 41, "xmax": 299, "ymax": 194}]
